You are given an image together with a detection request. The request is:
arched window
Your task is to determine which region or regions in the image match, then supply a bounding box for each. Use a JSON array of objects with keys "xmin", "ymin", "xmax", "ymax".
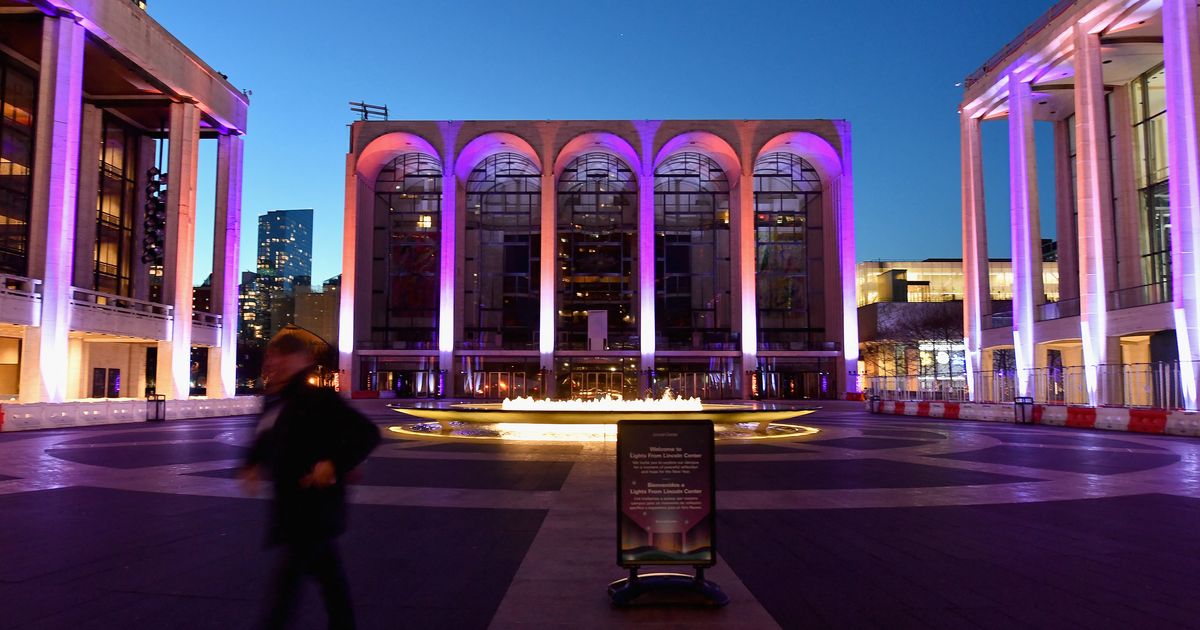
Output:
[
  {"xmin": 372, "ymin": 153, "xmax": 441, "ymax": 349},
  {"xmin": 754, "ymin": 152, "xmax": 824, "ymax": 350},
  {"xmin": 654, "ymin": 152, "xmax": 732, "ymax": 350},
  {"xmin": 556, "ymin": 152, "xmax": 637, "ymax": 350},
  {"xmin": 464, "ymin": 152, "xmax": 541, "ymax": 349}
]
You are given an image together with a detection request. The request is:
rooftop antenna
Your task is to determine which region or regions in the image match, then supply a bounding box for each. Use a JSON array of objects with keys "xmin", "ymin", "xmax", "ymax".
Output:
[{"xmin": 349, "ymin": 101, "xmax": 388, "ymax": 121}]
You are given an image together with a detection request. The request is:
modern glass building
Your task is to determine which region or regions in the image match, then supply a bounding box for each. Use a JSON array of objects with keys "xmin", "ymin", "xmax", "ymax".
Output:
[
  {"xmin": 255, "ymin": 208, "xmax": 313, "ymax": 336},
  {"xmin": 960, "ymin": 0, "xmax": 1200, "ymax": 410},
  {"xmin": 341, "ymin": 120, "xmax": 858, "ymax": 400}
]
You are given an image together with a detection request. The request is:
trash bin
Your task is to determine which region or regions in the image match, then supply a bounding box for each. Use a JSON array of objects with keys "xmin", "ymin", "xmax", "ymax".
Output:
[
  {"xmin": 1013, "ymin": 396, "xmax": 1034, "ymax": 424},
  {"xmin": 868, "ymin": 395, "xmax": 881, "ymax": 414},
  {"xmin": 146, "ymin": 394, "xmax": 166, "ymax": 423}
]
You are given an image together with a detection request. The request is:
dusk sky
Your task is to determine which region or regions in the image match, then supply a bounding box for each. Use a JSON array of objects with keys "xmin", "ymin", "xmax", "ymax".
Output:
[{"xmin": 149, "ymin": 0, "xmax": 1064, "ymax": 286}]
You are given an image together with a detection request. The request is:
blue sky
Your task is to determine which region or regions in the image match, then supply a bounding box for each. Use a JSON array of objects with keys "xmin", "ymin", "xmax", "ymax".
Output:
[{"xmin": 148, "ymin": 0, "xmax": 1063, "ymax": 286}]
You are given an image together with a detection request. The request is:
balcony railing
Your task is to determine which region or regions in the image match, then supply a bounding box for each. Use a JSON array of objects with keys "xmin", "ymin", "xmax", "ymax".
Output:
[
  {"xmin": 0, "ymin": 273, "xmax": 42, "ymax": 298},
  {"xmin": 192, "ymin": 311, "xmax": 222, "ymax": 328},
  {"xmin": 1036, "ymin": 297, "xmax": 1080, "ymax": 321},
  {"xmin": 868, "ymin": 361, "xmax": 1200, "ymax": 410},
  {"xmin": 70, "ymin": 287, "xmax": 171, "ymax": 320},
  {"xmin": 981, "ymin": 311, "xmax": 1013, "ymax": 330},
  {"xmin": 1108, "ymin": 281, "xmax": 1172, "ymax": 310}
]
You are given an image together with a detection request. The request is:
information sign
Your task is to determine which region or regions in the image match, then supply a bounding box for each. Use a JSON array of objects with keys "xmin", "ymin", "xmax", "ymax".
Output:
[{"xmin": 616, "ymin": 420, "xmax": 716, "ymax": 568}]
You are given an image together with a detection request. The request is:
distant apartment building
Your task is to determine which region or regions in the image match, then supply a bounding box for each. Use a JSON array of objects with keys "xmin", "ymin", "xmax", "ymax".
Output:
[{"xmin": 295, "ymin": 275, "xmax": 341, "ymax": 347}]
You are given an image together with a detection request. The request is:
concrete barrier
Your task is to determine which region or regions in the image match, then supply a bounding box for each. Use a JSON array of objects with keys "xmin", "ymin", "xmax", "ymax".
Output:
[
  {"xmin": 0, "ymin": 396, "xmax": 264, "ymax": 432},
  {"xmin": 868, "ymin": 397, "xmax": 1199, "ymax": 439}
]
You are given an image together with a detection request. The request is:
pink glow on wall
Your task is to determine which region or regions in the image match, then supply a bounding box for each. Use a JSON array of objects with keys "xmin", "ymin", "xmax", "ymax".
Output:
[
  {"xmin": 539, "ymin": 174, "xmax": 555, "ymax": 359},
  {"xmin": 436, "ymin": 122, "xmax": 462, "ymax": 366},
  {"xmin": 638, "ymin": 175, "xmax": 655, "ymax": 360},
  {"xmin": 652, "ymin": 131, "xmax": 742, "ymax": 178},
  {"xmin": 960, "ymin": 112, "xmax": 987, "ymax": 400},
  {"xmin": 354, "ymin": 131, "xmax": 441, "ymax": 182},
  {"xmin": 552, "ymin": 132, "xmax": 642, "ymax": 177},
  {"xmin": 453, "ymin": 132, "xmax": 541, "ymax": 180},
  {"xmin": 1164, "ymin": 0, "xmax": 1200, "ymax": 410},
  {"xmin": 1007, "ymin": 76, "xmax": 1039, "ymax": 398},
  {"xmin": 337, "ymin": 153, "xmax": 359, "ymax": 390}
]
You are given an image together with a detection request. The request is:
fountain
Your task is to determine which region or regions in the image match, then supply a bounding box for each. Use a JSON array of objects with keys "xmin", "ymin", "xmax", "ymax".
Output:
[{"xmin": 389, "ymin": 390, "xmax": 818, "ymax": 442}]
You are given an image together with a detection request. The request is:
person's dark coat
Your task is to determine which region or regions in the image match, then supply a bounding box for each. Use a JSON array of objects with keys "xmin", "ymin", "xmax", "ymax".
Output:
[{"xmin": 245, "ymin": 376, "xmax": 381, "ymax": 545}]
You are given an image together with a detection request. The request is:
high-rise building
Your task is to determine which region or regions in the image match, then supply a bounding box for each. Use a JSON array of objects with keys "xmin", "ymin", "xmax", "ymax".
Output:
[
  {"xmin": 295, "ymin": 275, "xmax": 341, "ymax": 347},
  {"xmin": 255, "ymin": 209, "xmax": 313, "ymax": 336}
]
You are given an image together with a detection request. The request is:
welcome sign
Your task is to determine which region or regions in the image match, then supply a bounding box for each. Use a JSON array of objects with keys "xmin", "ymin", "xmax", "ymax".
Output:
[{"xmin": 616, "ymin": 420, "xmax": 716, "ymax": 567}]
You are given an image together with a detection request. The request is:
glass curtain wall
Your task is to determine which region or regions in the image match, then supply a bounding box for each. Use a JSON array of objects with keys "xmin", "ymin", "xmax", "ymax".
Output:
[
  {"xmin": 0, "ymin": 55, "xmax": 35, "ymax": 276},
  {"xmin": 463, "ymin": 153, "xmax": 540, "ymax": 349},
  {"xmin": 556, "ymin": 153, "xmax": 638, "ymax": 350},
  {"xmin": 94, "ymin": 115, "xmax": 137, "ymax": 296},
  {"xmin": 1131, "ymin": 64, "xmax": 1170, "ymax": 292},
  {"xmin": 371, "ymin": 153, "xmax": 441, "ymax": 349},
  {"xmin": 653, "ymin": 152, "xmax": 732, "ymax": 350},
  {"xmin": 754, "ymin": 152, "xmax": 824, "ymax": 350}
]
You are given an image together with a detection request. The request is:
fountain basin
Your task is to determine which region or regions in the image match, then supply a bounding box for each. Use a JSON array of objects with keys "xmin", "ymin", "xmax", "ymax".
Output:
[{"xmin": 390, "ymin": 402, "xmax": 816, "ymax": 433}]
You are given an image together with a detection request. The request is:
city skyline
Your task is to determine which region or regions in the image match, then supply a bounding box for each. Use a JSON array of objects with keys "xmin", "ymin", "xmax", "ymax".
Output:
[{"xmin": 148, "ymin": 0, "xmax": 1071, "ymax": 286}]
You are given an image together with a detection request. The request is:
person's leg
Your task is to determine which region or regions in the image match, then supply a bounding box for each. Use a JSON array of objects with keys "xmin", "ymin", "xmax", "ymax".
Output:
[
  {"xmin": 261, "ymin": 544, "xmax": 307, "ymax": 630},
  {"xmin": 311, "ymin": 540, "xmax": 355, "ymax": 630}
]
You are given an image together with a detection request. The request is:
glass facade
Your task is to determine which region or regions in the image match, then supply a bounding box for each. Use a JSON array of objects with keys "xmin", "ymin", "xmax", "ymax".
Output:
[
  {"xmin": 0, "ymin": 55, "xmax": 35, "ymax": 276},
  {"xmin": 372, "ymin": 153, "xmax": 441, "ymax": 349},
  {"xmin": 754, "ymin": 152, "xmax": 824, "ymax": 350},
  {"xmin": 463, "ymin": 153, "xmax": 540, "ymax": 350},
  {"xmin": 556, "ymin": 153, "xmax": 638, "ymax": 350},
  {"xmin": 654, "ymin": 152, "xmax": 732, "ymax": 350},
  {"xmin": 94, "ymin": 116, "xmax": 138, "ymax": 296},
  {"xmin": 1131, "ymin": 64, "xmax": 1171, "ymax": 290}
]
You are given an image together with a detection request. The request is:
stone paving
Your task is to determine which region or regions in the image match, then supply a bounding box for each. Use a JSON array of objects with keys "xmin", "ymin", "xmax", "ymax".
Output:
[{"xmin": 1, "ymin": 402, "xmax": 1199, "ymax": 628}]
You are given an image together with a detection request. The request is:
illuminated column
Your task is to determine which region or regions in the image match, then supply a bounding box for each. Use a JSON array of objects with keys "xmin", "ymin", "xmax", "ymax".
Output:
[
  {"xmin": 1073, "ymin": 25, "xmax": 1115, "ymax": 406},
  {"xmin": 156, "ymin": 101, "xmax": 201, "ymax": 400},
  {"xmin": 737, "ymin": 172, "xmax": 757, "ymax": 396},
  {"xmin": 18, "ymin": 15, "xmax": 84, "ymax": 403},
  {"xmin": 539, "ymin": 172, "xmax": 555, "ymax": 393},
  {"xmin": 1163, "ymin": 0, "xmax": 1200, "ymax": 410},
  {"xmin": 438, "ymin": 172, "xmax": 457, "ymax": 372},
  {"xmin": 207, "ymin": 133, "xmax": 243, "ymax": 399},
  {"xmin": 835, "ymin": 123, "xmax": 860, "ymax": 397},
  {"xmin": 960, "ymin": 111, "xmax": 990, "ymax": 401},
  {"xmin": 72, "ymin": 104, "xmax": 102, "ymax": 288},
  {"xmin": 1008, "ymin": 76, "xmax": 1044, "ymax": 398},
  {"xmin": 638, "ymin": 170, "xmax": 655, "ymax": 385},
  {"xmin": 338, "ymin": 155, "xmax": 369, "ymax": 395}
]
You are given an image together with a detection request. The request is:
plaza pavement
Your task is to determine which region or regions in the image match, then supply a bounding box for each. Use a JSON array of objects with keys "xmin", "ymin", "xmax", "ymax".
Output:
[{"xmin": 1, "ymin": 400, "xmax": 1198, "ymax": 628}]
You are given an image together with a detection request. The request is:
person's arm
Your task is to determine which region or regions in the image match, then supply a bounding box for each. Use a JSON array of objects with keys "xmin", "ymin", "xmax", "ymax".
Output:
[{"xmin": 324, "ymin": 391, "xmax": 381, "ymax": 477}]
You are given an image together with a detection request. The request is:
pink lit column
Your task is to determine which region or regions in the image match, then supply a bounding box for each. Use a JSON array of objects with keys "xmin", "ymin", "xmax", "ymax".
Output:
[
  {"xmin": 737, "ymin": 172, "xmax": 757, "ymax": 396},
  {"xmin": 337, "ymin": 154, "xmax": 369, "ymax": 395},
  {"xmin": 960, "ymin": 111, "xmax": 990, "ymax": 401},
  {"xmin": 207, "ymin": 133, "xmax": 243, "ymax": 399},
  {"xmin": 539, "ymin": 172, "xmax": 556, "ymax": 394},
  {"xmin": 835, "ymin": 122, "xmax": 860, "ymax": 396},
  {"xmin": 638, "ymin": 170, "xmax": 655, "ymax": 384},
  {"xmin": 1007, "ymin": 76, "xmax": 1045, "ymax": 398},
  {"xmin": 156, "ymin": 102, "xmax": 201, "ymax": 400},
  {"xmin": 18, "ymin": 15, "xmax": 84, "ymax": 403},
  {"xmin": 438, "ymin": 172, "xmax": 458, "ymax": 372},
  {"xmin": 1073, "ymin": 25, "xmax": 1115, "ymax": 406},
  {"xmin": 1163, "ymin": 0, "xmax": 1200, "ymax": 410}
]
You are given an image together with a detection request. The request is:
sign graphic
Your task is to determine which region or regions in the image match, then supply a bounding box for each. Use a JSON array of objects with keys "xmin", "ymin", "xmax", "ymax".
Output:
[{"xmin": 617, "ymin": 420, "xmax": 715, "ymax": 567}]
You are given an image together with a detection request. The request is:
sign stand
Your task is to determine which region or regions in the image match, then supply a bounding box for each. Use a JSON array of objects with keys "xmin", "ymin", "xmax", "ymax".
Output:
[
  {"xmin": 608, "ymin": 566, "xmax": 729, "ymax": 607},
  {"xmin": 610, "ymin": 419, "xmax": 729, "ymax": 607}
]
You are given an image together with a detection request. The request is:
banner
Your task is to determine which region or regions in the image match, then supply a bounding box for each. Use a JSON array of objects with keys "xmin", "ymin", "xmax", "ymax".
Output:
[{"xmin": 616, "ymin": 420, "xmax": 715, "ymax": 567}]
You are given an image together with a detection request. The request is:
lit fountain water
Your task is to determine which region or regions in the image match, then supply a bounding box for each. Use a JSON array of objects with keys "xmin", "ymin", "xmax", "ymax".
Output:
[{"xmin": 390, "ymin": 390, "xmax": 819, "ymax": 443}]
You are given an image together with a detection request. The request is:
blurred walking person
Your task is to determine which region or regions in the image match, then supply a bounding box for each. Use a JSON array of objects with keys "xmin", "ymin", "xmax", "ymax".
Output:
[{"xmin": 242, "ymin": 325, "xmax": 381, "ymax": 630}]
